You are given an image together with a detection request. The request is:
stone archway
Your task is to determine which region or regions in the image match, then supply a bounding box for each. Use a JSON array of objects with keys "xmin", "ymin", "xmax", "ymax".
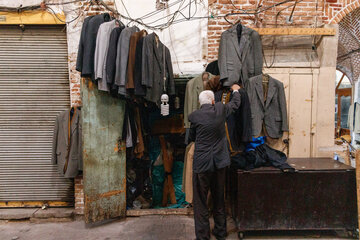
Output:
[
  {"xmin": 328, "ymin": 0, "xmax": 360, "ymax": 24},
  {"xmin": 337, "ymin": 7, "xmax": 360, "ymax": 84}
]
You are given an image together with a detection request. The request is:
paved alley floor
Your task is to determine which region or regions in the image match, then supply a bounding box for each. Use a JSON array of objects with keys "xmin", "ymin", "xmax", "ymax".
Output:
[{"xmin": 0, "ymin": 215, "xmax": 354, "ymax": 240}]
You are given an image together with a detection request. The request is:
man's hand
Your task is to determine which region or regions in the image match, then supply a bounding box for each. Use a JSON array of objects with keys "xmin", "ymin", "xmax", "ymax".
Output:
[{"xmin": 231, "ymin": 84, "xmax": 241, "ymax": 91}]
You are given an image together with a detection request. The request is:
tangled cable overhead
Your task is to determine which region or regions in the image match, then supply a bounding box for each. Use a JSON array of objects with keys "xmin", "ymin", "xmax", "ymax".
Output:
[{"xmin": 0, "ymin": 0, "xmax": 302, "ymax": 30}]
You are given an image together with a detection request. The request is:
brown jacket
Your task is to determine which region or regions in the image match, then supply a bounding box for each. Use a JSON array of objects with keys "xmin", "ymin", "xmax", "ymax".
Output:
[{"xmin": 127, "ymin": 30, "xmax": 147, "ymax": 89}]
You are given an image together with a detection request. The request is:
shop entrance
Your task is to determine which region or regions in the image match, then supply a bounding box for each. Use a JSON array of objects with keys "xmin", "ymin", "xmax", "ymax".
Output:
[{"xmin": 81, "ymin": 77, "xmax": 190, "ymax": 224}]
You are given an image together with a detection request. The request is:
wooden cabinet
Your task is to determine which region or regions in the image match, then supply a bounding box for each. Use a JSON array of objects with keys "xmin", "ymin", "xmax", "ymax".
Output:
[{"xmin": 230, "ymin": 158, "xmax": 357, "ymax": 232}]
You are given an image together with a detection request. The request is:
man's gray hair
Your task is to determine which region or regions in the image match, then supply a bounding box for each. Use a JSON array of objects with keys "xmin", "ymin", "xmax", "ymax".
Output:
[{"xmin": 199, "ymin": 90, "xmax": 215, "ymax": 106}]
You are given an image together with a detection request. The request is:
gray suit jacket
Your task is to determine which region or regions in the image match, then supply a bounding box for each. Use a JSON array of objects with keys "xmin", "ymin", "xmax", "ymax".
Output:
[
  {"xmin": 51, "ymin": 108, "xmax": 82, "ymax": 178},
  {"xmin": 95, "ymin": 20, "xmax": 117, "ymax": 92},
  {"xmin": 114, "ymin": 26, "xmax": 139, "ymax": 95},
  {"xmin": 188, "ymin": 91, "xmax": 241, "ymax": 173},
  {"xmin": 218, "ymin": 24, "xmax": 263, "ymax": 88},
  {"xmin": 142, "ymin": 33, "xmax": 175, "ymax": 105},
  {"xmin": 247, "ymin": 75, "xmax": 288, "ymax": 139}
]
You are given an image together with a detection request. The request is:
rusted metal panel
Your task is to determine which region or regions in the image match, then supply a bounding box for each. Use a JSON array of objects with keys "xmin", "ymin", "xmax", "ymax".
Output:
[{"xmin": 81, "ymin": 79, "xmax": 126, "ymax": 224}]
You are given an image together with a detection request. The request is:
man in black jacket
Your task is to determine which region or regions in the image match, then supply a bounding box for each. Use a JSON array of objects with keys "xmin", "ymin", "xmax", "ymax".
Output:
[{"xmin": 188, "ymin": 84, "xmax": 241, "ymax": 240}]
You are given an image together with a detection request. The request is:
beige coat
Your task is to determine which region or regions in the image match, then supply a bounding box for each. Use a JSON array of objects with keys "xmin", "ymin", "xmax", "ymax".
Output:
[
  {"xmin": 182, "ymin": 142, "xmax": 195, "ymax": 203},
  {"xmin": 183, "ymin": 72, "xmax": 213, "ymax": 128},
  {"xmin": 51, "ymin": 108, "xmax": 82, "ymax": 178}
]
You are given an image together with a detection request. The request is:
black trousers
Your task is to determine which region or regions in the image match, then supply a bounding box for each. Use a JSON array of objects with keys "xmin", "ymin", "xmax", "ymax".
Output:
[{"xmin": 193, "ymin": 167, "xmax": 227, "ymax": 240}]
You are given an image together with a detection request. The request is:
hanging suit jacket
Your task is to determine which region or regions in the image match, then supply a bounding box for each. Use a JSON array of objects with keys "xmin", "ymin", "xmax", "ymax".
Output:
[
  {"xmin": 114, "ymin": 26, "xmax": 139, "ymax": 95},
  {"xmin": 348, "ymin": 102, "xmax": 360, "ymax": 133},
  {"xmin": 247, "ymin": 74, "xmax": 288, "ymax": 139},
  {"xmin": 76, "ymin": 13, "xmax": 111, "ymax": 78},
  {"xmin": 134, "ymin": 36, "xmax": 146, "ymax": 96},
  {"xmin": 188, "ymin": 91, "xmax": 241, "ymax": 173},
  {"xmin": 142, "ymin": 33, "xmax": 175, "ymax": 105},
  {"xmin": 106, "ymin": 26, "xmax": 125, "ymax": 85},
  {"xmin": 95, "ymin": 20, "xmax": 117, "ymax": 92},
  {"xmin": 184, "ymin": 72, "xmax": 213, "ymax": 128},
  {"xmin": 52, "ymin": 108, "xmax": 82, "ymax": 178},
  {"xmin": 127, "ymin": 30, "xmax": 148, "ymax": 90},
  {"xmin": 218, "ymin": 24, "xmax": 263, "ymax": 88}
]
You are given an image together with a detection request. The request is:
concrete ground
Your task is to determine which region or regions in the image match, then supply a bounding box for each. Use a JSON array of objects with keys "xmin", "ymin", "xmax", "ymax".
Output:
[{"xmin": 0, "ymin": 215, "xmax": 354, "ymax": 240}]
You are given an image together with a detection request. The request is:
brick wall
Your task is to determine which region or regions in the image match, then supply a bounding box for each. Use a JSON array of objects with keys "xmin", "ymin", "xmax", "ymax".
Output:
[
  {"xmin": 207, "ymin": 0, "xmax": 360, "ymax": 61},
  {"xmin": 74, "ymin": 176, "xmax": 84, "ymax": 215}
]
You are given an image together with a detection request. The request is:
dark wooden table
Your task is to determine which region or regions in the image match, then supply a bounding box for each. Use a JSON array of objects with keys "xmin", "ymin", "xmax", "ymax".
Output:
[{"xmin": 229, "ymin": 158, "xmax": 358, "ymax": 237}]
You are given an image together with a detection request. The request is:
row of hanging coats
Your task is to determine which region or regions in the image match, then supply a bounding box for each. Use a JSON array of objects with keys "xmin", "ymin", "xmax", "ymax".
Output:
[
  {"xmin": 76, "ymin": 13, "xmax": 175, "ymax": 106},
  {"xmin": 184, "ymin": 23, "xmax": 288, "ymax": 145},
  {"xmin": 182, "ymin": 23, "xmax": 293, "ymax": 202}
]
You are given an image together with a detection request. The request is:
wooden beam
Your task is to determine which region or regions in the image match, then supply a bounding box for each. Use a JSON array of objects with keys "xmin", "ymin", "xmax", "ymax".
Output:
[
  {"xmin": 253, "ymin": 28, "xmax": 336, "ymax": 36},
  {"xmin": 0, "ymin": 11, "xmax": 65, "ymax": 25},
  {"xmin": 336, "ymin": 73, "xmax": 346, "ymax": 91},
  {"xmin": 126, "ymin": 208, "xmax": 193, "ymax": 216}
]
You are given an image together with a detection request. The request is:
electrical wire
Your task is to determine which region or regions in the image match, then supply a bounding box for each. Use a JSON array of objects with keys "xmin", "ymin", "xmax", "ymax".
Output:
[
  {"xmin": 0, "ymin": 0, "xmax": 308, "ymax": 31},
  {"xmin": 46, "ymin": 0, "xmax": 84, "ymax": 6},
  {"xmin": 166, "ymin": 7, "xmax": 183, "ymax": 75},
  {"xmin": 137, "ymin": 0, "xmax": 183, "ymax": 20},
  {"xmin": 120, "ymin": 0, "xmax": 132, "ymax": 20},
  {"xmin": 46, "ymin": 5, "xmax": 82, "ymax": 24},
  {"xmin": 145, "ymin": 0, "xmax": 188, "ymax": 26}
]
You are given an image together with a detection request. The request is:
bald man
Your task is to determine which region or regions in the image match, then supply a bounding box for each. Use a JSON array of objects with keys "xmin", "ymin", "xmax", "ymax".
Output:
[{"xmin": 188, "ymin": 84, "xmax": 241, "ymax": 240}]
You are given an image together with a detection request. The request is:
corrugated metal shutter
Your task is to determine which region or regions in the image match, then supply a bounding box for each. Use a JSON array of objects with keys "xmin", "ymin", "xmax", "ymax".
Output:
[{"xmin": 0, "ymin": 25, "xmax": 74, "ymax": 203}]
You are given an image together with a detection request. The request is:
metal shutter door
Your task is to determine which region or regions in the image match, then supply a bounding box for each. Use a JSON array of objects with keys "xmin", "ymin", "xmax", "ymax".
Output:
[{"xmin": 0, "ymin": 25, "xmax": 74, "ymax": 204}]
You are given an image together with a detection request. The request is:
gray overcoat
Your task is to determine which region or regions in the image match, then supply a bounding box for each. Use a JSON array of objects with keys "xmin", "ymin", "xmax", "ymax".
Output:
[
  {"xmin": 246, "ymin": 75, "xmax": 288, "ymax": 139},
  {"xmin": 218, "ymin": 24, "xmax": 263, "ymax": 88},
  {"xmin": 51, "ymin": 108, "xmax": 82, "ymax": 178}
]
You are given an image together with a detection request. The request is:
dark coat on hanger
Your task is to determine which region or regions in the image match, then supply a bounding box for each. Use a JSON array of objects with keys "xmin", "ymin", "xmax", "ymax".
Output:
[
  {"xmin": 218, "ymin": 24, "xmax": 263, "ymax": 88},
  {"xmin": 246, "ymin": 74, "xmax": 288, "ymax": 139},
  {"xmin": 106, "ymin": 26, "xmax": 125, "ymax": 85},
  {"xmin": 142, "ymin": 33, "xmax": 175, "ymax": 105},
  {"xmin": 188, "ymin": 91, "xmax": 241, "ymax": 173},
  {"xmin": 51, "ymin": 108, "xmax": 82, "ymax": 178},
  {"xmin": 76, "ymin": 13, "xmax": 111, "ymax": 78},
  {"xmin": 134, "ymin": 37, "xmax": 146, "ymax": 96}
]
